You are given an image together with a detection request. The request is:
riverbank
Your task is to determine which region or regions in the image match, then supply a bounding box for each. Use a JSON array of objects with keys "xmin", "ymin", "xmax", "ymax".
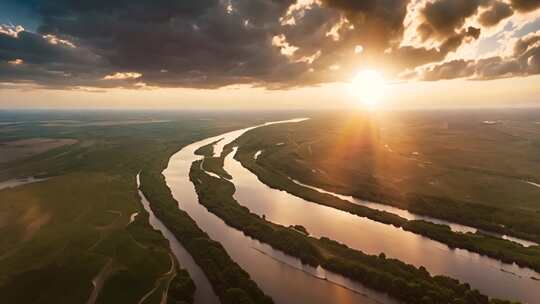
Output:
[
  {"xmin": 164, "ymin": 119, "xmax": 400, "ymax": 304},
  {"xmin": 190, "ymin": 157, "xmax": 516, "ymax": 304},
  {"xmin": 0, "ymin": 111, "xmax": 284, "ymax": 303},
  {"xmin": 136, "ymin": 173, "xmax": 217, "ymax": 304},
  {"xmin": 233, "ymin": 144, "xmax": 540, "ymax": 274},
  {"xmin": 231, "ymin": 114, "xmax": 540, "ymax": 245},
  {"xmin": 140, "ymin": 169, "xmax": 273, "ymax": 304}
]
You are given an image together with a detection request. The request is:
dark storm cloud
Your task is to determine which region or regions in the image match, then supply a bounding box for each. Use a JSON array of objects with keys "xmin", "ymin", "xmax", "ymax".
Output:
[
  {"xmin": 478, "ymin": 1, "xmax": 514, "ymax": 27},
  {"xmin": 417, "ymin": 0, "xmax": 540, "ymax": 40},
  {"xmin": 322, "ymin": 0, "xmax": 409, "ymax": 51},
  {"xmin": 0, "ymin": 0, "xmax": 540, "ymax": 89},
  {"xmin": 416, "ymin": 0, "xmax": 523, "ymax": 40},
  {"xmin": 511, "ymin": 0, "xmax": 540, "ymax": 12},
  {"xmin": 0, "ymin": 29, "xmax": 116, "ymax": 87},
  {"xmin": 1, "ymin": 0, "xmax": 301, "ymax": 88},
  {"xmin": 417, "ymin": 0, "xmax": 487, "ymax": 40},
  {"xmin": 272, "ymin": 0, "xmax": 412, "ymax": 84}
]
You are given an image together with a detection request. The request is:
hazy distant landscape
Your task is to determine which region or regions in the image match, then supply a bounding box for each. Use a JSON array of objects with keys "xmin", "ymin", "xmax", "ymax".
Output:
[{"xmin": 0, "ymin": 109, "xmax": 539, "ymax": 304}]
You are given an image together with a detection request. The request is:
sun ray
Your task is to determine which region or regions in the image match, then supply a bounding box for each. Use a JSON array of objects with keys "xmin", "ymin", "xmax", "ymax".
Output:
[{"xmin": 349, "ymin": 70, "xmax": 386, "ymax": 110}]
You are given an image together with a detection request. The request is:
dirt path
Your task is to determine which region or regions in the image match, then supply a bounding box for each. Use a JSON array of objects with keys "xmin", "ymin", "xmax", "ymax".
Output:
[
  {"xmin": 159, "ymin": 254, "xmax": 177, "ymax": 304},
  {"xmin": 137, "ymin": 254, "xmax": 176, "ymax": 304},
  {"xmin": 86, "ymin": 259, "xmax": 116, "ymax": 304}
]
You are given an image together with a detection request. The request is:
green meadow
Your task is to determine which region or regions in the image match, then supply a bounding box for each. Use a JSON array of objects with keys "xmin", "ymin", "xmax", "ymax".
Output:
[
  {"xmin": 1, "ymin": 109, "xmax": 538, "ymax": 304},
  {"xmin": 0, "ymin": 111, "xmax": 266, "ymax": 303},
  {"xmin": 234, "ymin": 110, "xmax": 540, "ymax": 243}
]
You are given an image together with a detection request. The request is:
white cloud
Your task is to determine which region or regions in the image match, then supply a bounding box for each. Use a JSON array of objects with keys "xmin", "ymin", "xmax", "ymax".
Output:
[
  {"xmin": 225, "ymin": 2, "xmax": 233, "ymax": 14},
  {"xmin": 297, "ymin": 50, "xmax": 322, "ymax": 64},
  {"xmin": 0, "ymin": 24, "xmax": 25, "ymax": 38},
  {"xmin": 326, "ymin": 16, "xmax": 352, "ymax": 41},
  {"xmin": 103, "ymin": 72, "xmax": 142, "ymax": 80},
  {"xmin": 42, "ymin": 34, "xmax": 77, "ymax": 48},
  {"xmin": 280, "ymin": 0, "xmax": 321, "ymax": 26},
  {"xmin": 134, "ymin": 82, "xmax": 158, "ymax": 90},
  {"xmin": 272, "ymin": 34, "xmax": 299, "ymax": 57},
  {"xmin": 8, "ymin": 58, "xmax": 24, "ymax": 65}
]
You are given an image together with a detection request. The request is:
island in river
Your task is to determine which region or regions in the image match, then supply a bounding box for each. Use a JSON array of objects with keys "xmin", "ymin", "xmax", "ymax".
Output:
[{"xmin": 0, "ymin": 109, "xmax": 538, "ymax": 304}]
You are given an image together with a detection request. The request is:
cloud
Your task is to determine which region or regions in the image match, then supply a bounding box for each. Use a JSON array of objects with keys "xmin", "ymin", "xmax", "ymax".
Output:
[
  {"xmin": 389, "ymin": 26, "xmax": 481, "ymax": 70},
  {"xmin": 0, "ymin": 0, "xmax": 301, "ymax": 89},
  {"xmin": 514, "ymin": 29, "xmax": 540, "ymax": 54},
  {"xmin": 417, "ymin": 0, "xmax": 485, "ymax": 40},
  {"xmin": 103, "ymin": 72, "xmax": 142, "ymax": 80},
  {"xmin": 42, "ymin": 34, "xmax": 76, "ymax": 48},
  {"xmin": 0, "ymin": 0, "xmax": 539, "ymax": 89},
  {"xmin": 8, "ymin": 58, "xmax": 23, "ymax": 65},
  {"xmin": 321, "ymin": 0, "xmax": 410, "ymax": 50},
  {"xmin": 0, "ymin": 28, "xmax": 107, "ymax": 88},
  {"xmin": 479, "ymin": 1, "xmax": 514, "ymax": 27},
  {"xmin": 420, "ymin": 59, "xmax": 476, "ymax": 80},
  {"xmin": 281, "ymin": 0, "xmax": 322, "ymax": 25},
  {"xmin": 418, "ymin": 31, "xmax": 540, "ymax": 80},
  {"xmin": 325, "ymin": 15, "xmax": 352, "ymax": 41},
  {"xmin": 0, "ymin": 24, "xmax": 25, "ymax": 38},
  {"xmin": 296, "ymin": 50, "xmax": 322, "ymax": 64},
  {"xmin": 511, "ymin": 0, "xmax": 540, "ymax": 12},
  {"xmin": 272, "ymin": 34, "xmax": 299, "ymax": 57}
]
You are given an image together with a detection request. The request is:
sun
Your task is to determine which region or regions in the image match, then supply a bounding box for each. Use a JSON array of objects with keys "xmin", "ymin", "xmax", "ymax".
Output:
[{"xmin": 349, "ymin": 70, "xmax": 386, "ymax": 109}]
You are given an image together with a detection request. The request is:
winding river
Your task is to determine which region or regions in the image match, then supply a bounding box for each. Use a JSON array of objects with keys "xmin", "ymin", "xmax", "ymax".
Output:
[
  {"xmin": 136, "ymin": 174, "xmax": 220, "ymax": 304},
  {"xmin": 288, "ymin": 178, "xmax": 538, "ymax": 247},
  {"xmin": 156, "ymin": 118, "xmax": 540, "ymax": 304},
  {"xmin": 162, "ymin": 119, "xmax": 397, "ymax": 304},
  {"xmin": 224, "ymin": 125, "xmax": 539, "ymax": 303}
]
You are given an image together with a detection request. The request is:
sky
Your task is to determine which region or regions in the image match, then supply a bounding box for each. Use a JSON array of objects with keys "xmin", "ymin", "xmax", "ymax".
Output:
[{"xmin": 1, "ymin": 0, "xmax": 540, "ymax": 110}]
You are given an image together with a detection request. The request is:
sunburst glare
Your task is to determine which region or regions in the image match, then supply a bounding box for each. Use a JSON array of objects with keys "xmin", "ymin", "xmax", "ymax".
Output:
[{"xmin": 349, "ymin": 70, "xmax": 386, "ymax": 110}]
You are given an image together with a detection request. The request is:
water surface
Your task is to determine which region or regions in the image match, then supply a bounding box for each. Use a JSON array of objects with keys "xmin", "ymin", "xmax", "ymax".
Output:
[
  {"xmin": 136, "ymin": 174, "xmax": 220, "ymax": 304},
  {"xmin": 290, "ymin": 178, "xmax": 537, "ymax": 247},
  {"xmin": 163, "ymin": 120, "xmax": 398, "ymax": 304},
  {"xmin": 222, "ymin": 141, "xmax": 540, "ymax": 303},
  {"xmin": 0, "ymin": 177, "xmax": 48, "ymax": 191}
]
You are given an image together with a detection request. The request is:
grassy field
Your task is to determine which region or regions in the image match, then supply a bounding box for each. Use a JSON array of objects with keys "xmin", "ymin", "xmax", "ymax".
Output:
[
  {"xmin": 0, "ymin": 110, "xmax": 273, "ymax": 303},
  {"xmin": 1, "ymin": 109, "xmax": 537, "ymax": 303},
  {"xmin": 190, "ymin": 149, "xmax": 517, "ymax": 304},
  {"xmin": 0, "ymin": 171, "xmax": 189, "ymax": 303},
  {"xmin": 140, "ymin": 166, "xmax": 273, "ymax": 304},
  {"xmin": 233, "ymin": 141, "xmax": 540, "ymax": 272},
  {"xmin": 233, "ymin": 110, "xmax": 540, "ymax": 243}
]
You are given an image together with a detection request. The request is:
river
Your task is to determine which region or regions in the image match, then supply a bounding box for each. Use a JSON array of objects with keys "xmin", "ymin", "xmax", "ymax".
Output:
[
  {"xmin": 160, "ymin": 118, "xmax": 540, "ymax": 304},
  {"xmin": 162, "ymin": 119, "xmax": 398, "ymax": 304},
  {"xmin": 136, "ymin": 174, "xmax": 220, "ymax": 304},
  {"xmin": 288, "ymin": 178, "xmax": 537, "ymax": 247},
  {"xmin": 223, "ymin": 126, "xmax": 539, "ymax": 303}
]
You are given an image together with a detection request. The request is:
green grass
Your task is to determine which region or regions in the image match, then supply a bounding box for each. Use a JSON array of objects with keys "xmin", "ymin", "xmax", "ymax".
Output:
[
  {"xmin": 233, "ymin": 111, "xmax": 540, "ymax": 243},
  {"xmin": 0, "ymin": 172, "xmax": 177, "ymax": 303},
  {"xmin": 0, "ymin": 110, "xmax": 289, "ymax": 303},
  {"xmin": 140, "ymin": 161, "xmax": 273, "ymax": 304},
  {"xmin": 0, "ymin": 111, "xmax": 256, "ymax": 303},
  {"xmin": 2, "ymin": 109, "xmax": 536, "ymax": 303},
  {"xmin": 233, "ymin": 144, "xmax": 540, "ymax": 272},
  {"xmin": 190, "ymin": 152, "xmax": 519, "ymax": 304}
]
